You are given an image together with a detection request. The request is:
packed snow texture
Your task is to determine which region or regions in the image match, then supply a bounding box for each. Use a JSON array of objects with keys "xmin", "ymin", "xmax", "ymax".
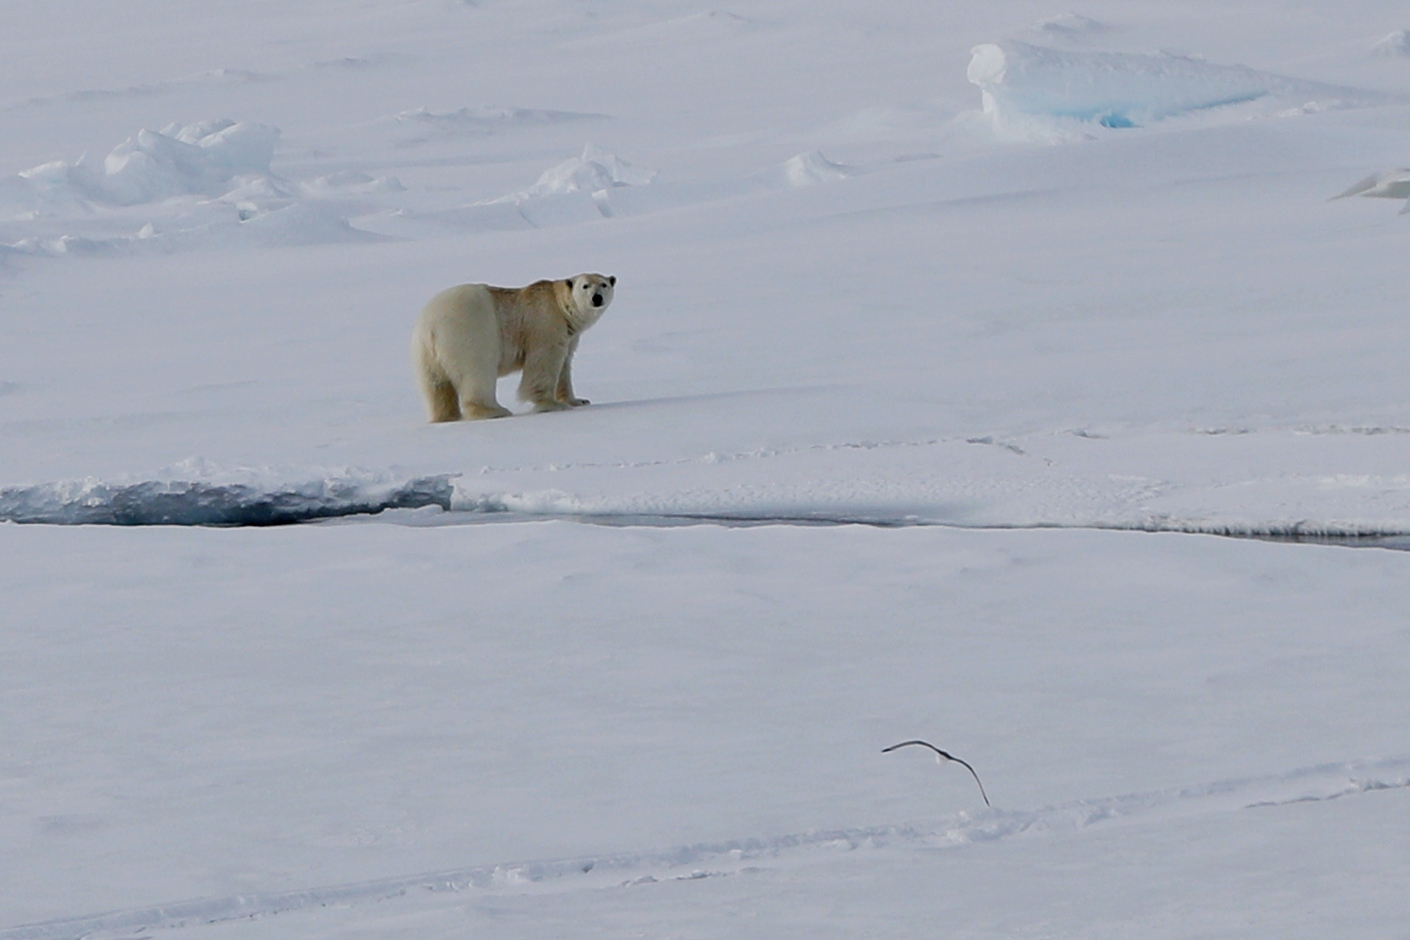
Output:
[
  {"xmin": 4, "ymin": 1, "xmax": 1410, "ymax": 938},
  {"xmin": 4, "ymin": 523, "xmax": 1410, "ymax": 940},
  {"xmin": 8, "ymin": 755, "xmax": 1409, "ymax": 940}
]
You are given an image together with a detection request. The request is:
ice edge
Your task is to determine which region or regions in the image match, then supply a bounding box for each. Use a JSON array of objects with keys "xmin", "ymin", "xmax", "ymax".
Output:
[{"xmin": 0, "ymin": 475, "xmax": 455, "ymax": 526}]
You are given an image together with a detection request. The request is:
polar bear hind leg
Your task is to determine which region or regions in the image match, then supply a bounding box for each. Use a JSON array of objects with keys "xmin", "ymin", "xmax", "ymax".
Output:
[
  {"xmin": 441, "ymin": 333, "xmax": 511, "ymax": 419},
  {"xmin": 421, "ymin": 369, "xmax": 462, "ymax": 422},
  {"xmin": 414, "ymin": 285, "xmax": 512, "ymax": 421}
]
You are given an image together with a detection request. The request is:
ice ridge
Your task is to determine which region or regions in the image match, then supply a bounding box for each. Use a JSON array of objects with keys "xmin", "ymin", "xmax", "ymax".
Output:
[{"xmin": 12, "ymin": 120, "xmax": 278, "ymax": 211}]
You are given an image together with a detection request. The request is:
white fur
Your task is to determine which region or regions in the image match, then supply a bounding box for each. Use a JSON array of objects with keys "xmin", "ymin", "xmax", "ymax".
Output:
[{"xmin": 411, "ymin": 274, "xmax": 615, "ymax": 421}]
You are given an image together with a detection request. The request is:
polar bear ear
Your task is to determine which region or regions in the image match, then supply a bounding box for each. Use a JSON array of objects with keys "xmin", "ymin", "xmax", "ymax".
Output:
[{"xmin": 608, "ymin": 275, "xmax": 616, "ymax": 286}]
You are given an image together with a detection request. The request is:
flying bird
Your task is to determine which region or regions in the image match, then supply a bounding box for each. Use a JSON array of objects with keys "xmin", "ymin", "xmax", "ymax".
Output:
[{"xmin": 882, "ymin": 739, "xmax": 991, "ymax": 807}]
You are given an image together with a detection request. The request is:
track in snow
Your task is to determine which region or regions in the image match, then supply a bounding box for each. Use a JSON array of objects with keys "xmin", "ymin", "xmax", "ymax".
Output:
[{"xmin": 5, "ymin": 758, "xmax": 1407, "ymax": 940}]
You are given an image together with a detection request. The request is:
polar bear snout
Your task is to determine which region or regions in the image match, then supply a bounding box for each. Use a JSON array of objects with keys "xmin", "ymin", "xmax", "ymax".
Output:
[{"xmin": 591, "ymin": 292, "xmax": 606, "ymax": 307}]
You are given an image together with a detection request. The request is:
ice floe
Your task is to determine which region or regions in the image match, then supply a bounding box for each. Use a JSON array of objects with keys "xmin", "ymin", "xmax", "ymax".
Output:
[{"xmin": 967, "ymin": 41, "xmax": 1393, "ymax": 138}]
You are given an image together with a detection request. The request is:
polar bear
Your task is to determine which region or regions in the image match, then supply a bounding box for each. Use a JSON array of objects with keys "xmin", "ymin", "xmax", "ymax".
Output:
[{"xmin": 411, "ymin": 274, "xmax": 615, "ymax": 421}]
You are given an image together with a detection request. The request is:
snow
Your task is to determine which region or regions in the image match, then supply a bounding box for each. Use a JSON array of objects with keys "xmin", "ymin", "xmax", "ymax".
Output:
[
  {"xmin": 5, "ymin": 523, "xmax": 1410, "ymax": 938},
  {"xmin": 777, "ymin": 151, "xmax": 858, "ymax": 187},
  {"xmin": 6, "ymin": 120, "xmax": 275, "ymax": 212},
  {"xmin": 1335, "ymin": 163, "xmax": 1410, "ymax": 211},
  {"xmin": 1372, "ymin": 29, "xmax": 1410, "ymax": 58},
  {"xmin": 495, "ymin": 144, "xmax": 657, "ymax": 201},
  {"xmin": 3, "ymin": 0, "xmax": 1410, "ymax": 937}
]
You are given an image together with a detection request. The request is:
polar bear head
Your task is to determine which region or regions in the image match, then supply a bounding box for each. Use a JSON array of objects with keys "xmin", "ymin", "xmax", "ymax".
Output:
[
  {"xmin": 570, "ymin": 273, "xmax": 615, "ymax": 310},
  {"xmin": 565, "ymin": 273, "xmax": 616, "ymax": 327}
]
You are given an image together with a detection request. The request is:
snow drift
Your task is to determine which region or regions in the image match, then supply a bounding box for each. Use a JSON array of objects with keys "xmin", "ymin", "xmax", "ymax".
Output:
[
  {"xmin": 1371, "ymin": 29, "xmax": 1410, "ymax": 57},
  {"xmin": 489, "ymin": 144, "xmax": 656, "ymax": 203},
  {"xmin": 780, "ymin": 151, "xmax": 858, "ymax": 187},
  {"xmin": 1334, "ymin": 165, "xmax": 1410, "ymax": 212},
  {"xmin": 474, "ymin": 143, "xmax": 657, "ymax": 223}
]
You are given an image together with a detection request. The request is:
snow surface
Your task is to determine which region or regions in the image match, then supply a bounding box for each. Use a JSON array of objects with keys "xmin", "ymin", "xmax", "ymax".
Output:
[{"xmin": 3, "ymin": 0, "xmax": 1410, "ymax": 937}]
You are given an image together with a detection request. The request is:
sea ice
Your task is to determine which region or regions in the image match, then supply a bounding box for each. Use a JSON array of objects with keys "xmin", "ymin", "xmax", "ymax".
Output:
[{"xmin": 967, "ymin": 41, "xmax": 1385, "ymax": 134}]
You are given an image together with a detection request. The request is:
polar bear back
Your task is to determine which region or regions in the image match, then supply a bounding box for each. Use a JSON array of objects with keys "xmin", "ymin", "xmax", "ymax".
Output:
[{"xmin": 412, "ymin": 283, "xmax": 509, "ymax": 383}]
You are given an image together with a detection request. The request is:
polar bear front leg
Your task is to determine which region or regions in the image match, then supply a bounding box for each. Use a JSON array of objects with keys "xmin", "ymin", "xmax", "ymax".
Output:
[
  {"xmin": 555, "ymin": 336, "xmax": 589, "ymax": 406},
  {"xmin": 519, "ymin": 343, "xmax": 573, "ymax": 412}
]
